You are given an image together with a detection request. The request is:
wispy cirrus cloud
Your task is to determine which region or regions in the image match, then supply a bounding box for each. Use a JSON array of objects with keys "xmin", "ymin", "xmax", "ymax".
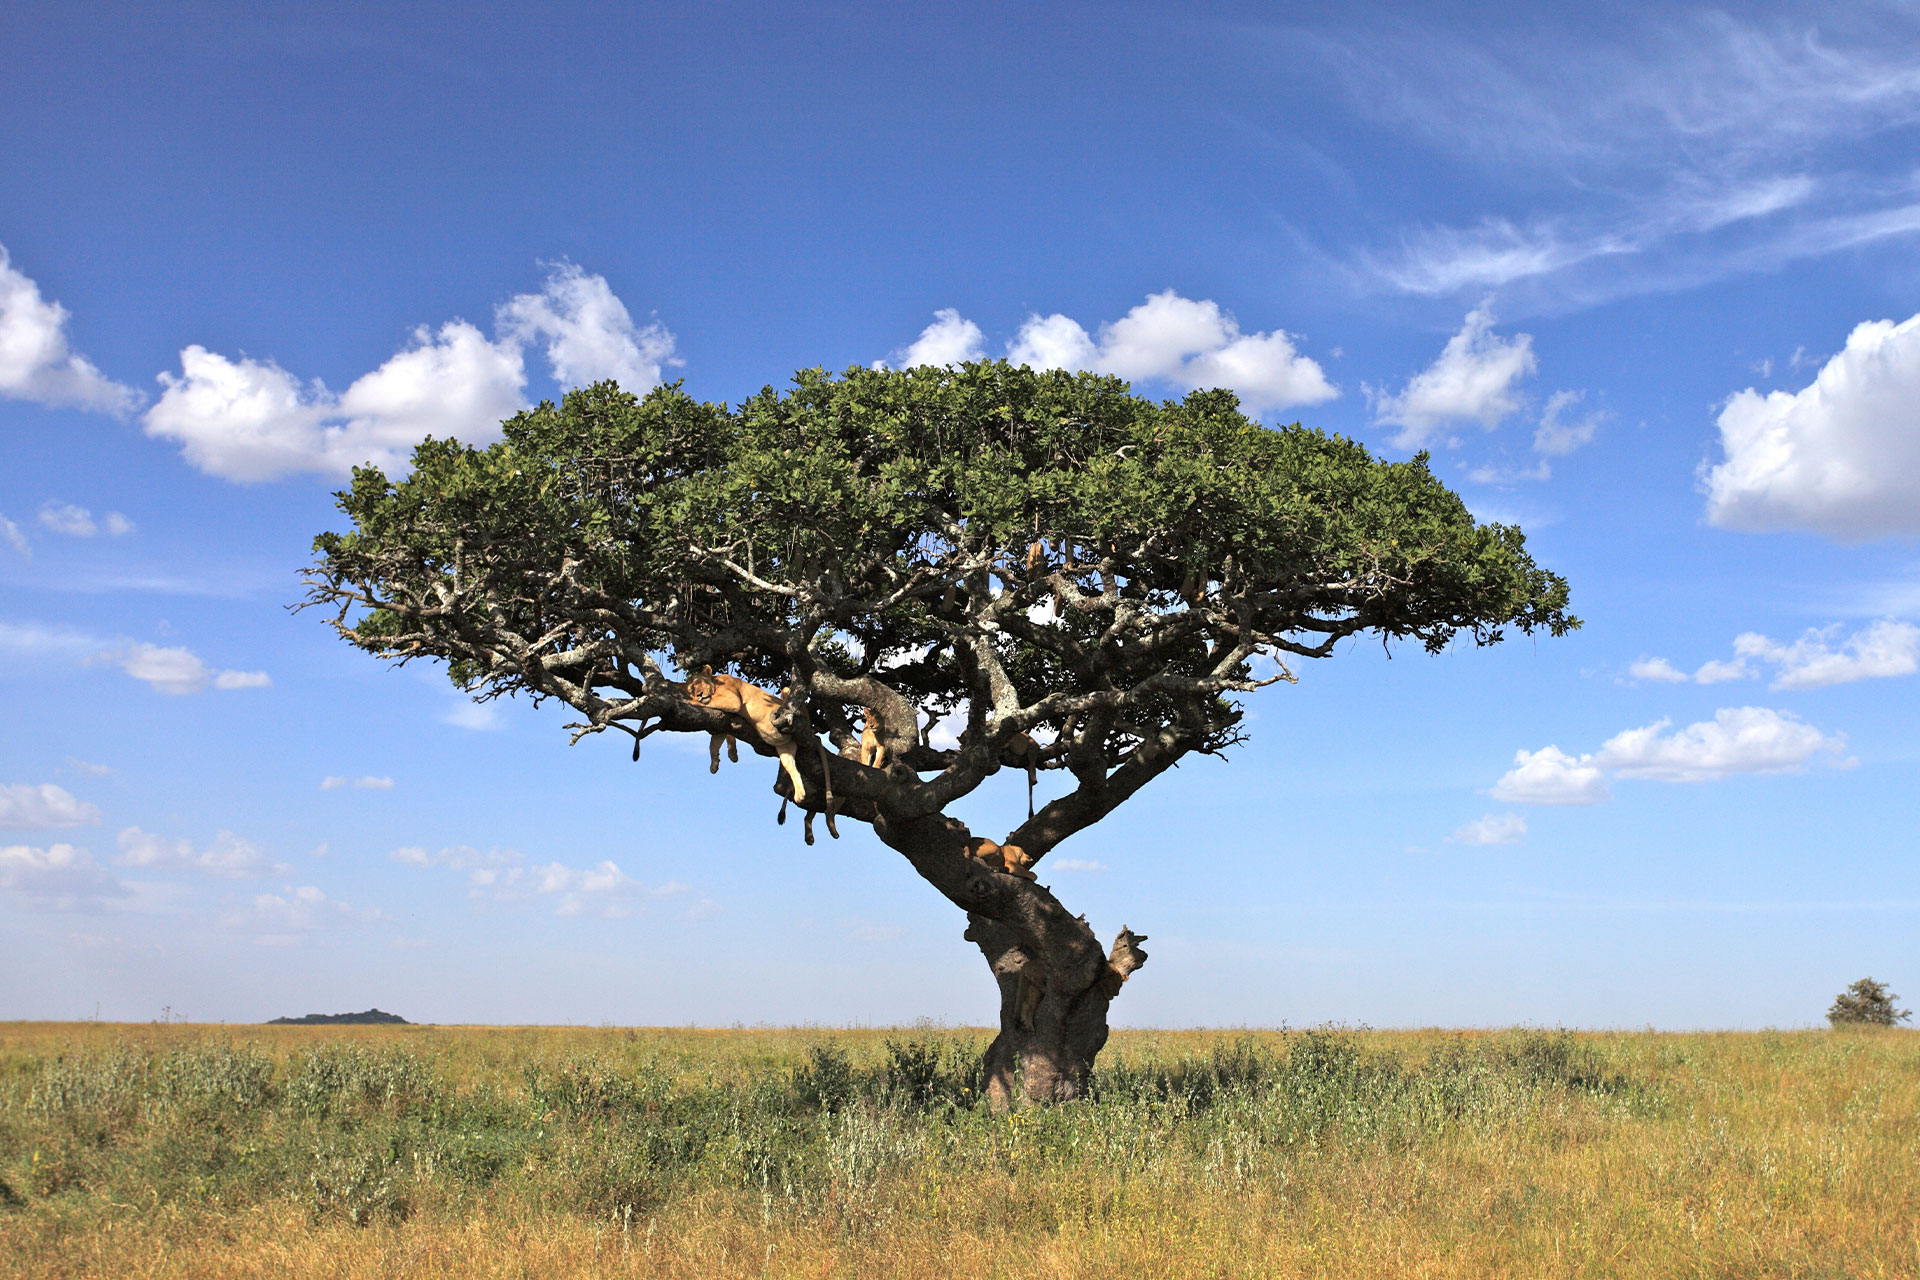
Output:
[
  {"xmin": 1447, "ymin": 812, "xmax": 1527, "ymax": 846},
  {"xmin": 36, "ymin": 503, "xmax": 134, "ymax": 538},
  {"xmin": 1299, "ymin": 10, "xmax": 1920, "ymax": 307},
  {"xmin": 0, "ymin": 620, "xmax": 100, "ymax": 661}
]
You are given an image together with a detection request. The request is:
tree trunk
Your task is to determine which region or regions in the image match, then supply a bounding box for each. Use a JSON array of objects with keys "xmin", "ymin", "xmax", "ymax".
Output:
[
  {"xmin": 965, "ymin": 914, "xmax": 1116, "ymax": 1105},
  {"xmin": 868, "ymin": 810, "xmax": 1144, "ymax": 1108}
]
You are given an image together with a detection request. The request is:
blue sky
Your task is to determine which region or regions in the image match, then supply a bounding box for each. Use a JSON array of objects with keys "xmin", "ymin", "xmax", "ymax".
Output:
[{"xmin": 4, "ymin": 1, "xmax": 1918, "ymax": 1028}]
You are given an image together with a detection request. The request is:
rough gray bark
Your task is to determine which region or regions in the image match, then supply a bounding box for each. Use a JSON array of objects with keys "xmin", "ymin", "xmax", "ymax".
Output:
[{"xmin": 868, "ymin": 809, "xmax": 1146, "ymax": 1106}]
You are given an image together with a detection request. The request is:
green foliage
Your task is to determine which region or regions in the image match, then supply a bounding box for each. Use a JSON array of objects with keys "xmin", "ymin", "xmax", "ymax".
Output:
[
  {"xmin": 1828, "ymin": 977, "xmax": 1912, "ymax": 1027},
  {"xmin": 153, "ymin": 1040, "xmax": 277, "ymax": 1113},
  {"xmin": 310, "ymin": 362, "xmax": 1575, "ymax": 750},
  {"xmin": 286, "ymin": 1043, "xmax": 438, "ymax": 1117},
  {"xmin": 525, "ymin": 1054, "xmax": 672, "ymax": 1120},
  {"xmin": 881, "ymin": 1035, "xmax": 983, "ymax": 1110},
  {"xmin": 791, "ymin": 1043, "xmax": 855, "ymax": 1114},
  {"xmin": 308, "ymin": 1143, "xmax": 409, "ymax": 1226}
]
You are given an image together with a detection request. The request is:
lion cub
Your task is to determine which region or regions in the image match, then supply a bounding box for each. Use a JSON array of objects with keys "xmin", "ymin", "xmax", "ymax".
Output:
[
  {"xmin": 966, "ymin": 836, "xmax": 1037, "ymax": 881},
  {"xmin": 856, "ymin": 708, "xmax": 890, "ymax": 770},
  {"xmin": 686, "ymin": 667, "xmax": 807, "ymax": 802}
]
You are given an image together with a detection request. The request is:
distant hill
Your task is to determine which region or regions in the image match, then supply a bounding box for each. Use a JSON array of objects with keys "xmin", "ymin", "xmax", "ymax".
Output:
[{"xmin": 267, "ymin": 1008, "xmax": 410, "ymax": 1026}]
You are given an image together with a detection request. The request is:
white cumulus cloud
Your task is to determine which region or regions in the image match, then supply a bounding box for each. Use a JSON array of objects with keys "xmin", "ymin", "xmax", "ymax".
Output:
[
  {"xmin": 496, "ymin": 261, "xmax": 678, "ymax": 391},
  {"xmin": 1594, "ymin": 706, "xmax": 1848, "ymax": 782},
  {"xmin": 143, "ymin": 264, "xmax": 668, "ymax": 483},
  {"xmin": 1447, "ymin": 812, "xmax": 1527, "ymax": 845},
  {"xmin": 491, "ymin": 859, "xmax": 689, "ymax": 918},
  {"xmin": 115, "ymin": 826, "xmax": 289, "ymax": 878},
  {"xmin": 1011, "ymin": 291, "xmax": 1337, "ymax": 412},
  {"xmin": 538, "ymin": 860, "xmax": 691, "ymax": 918},
  {"xmin": 321, "ymin": 775, "xmax": 395, "ymax": 791},
  {"xmin": 0, "ymin": 842, "xmax": 128, "ymax": 905},
  {"xmin": 0, "ymin": 245, "xmax": 140, "ymax": 415},
  {"xmin": 1494, "ymin": 707, "xmax": 1848, "ymax": 803},
  {"xmin": 1005, "ymin": 311, "xmax": 1097, "ymax": 370},
  {"xmin": 1703, "ymin": 313, "xmax": 1920, "ymax": 538},
  {"xmin": 1733, "ymin": 620, "xmax": 1920, "ymax": 690},
  {"xmin": 1, "ymin": 514, "xmax": 26, "ymax": 555},
  {"xmin": 145, "ymin": 323, "xmax": 525, "ymax": 483},
  {"xmin": 114, "ymin": 642, "xmax": 270, "ymax": 696},
  {"xmin": 223, "ymin": 885, "xmax": 376, "ymax": 942},
  {"xmin": 890, "ymin": 308, "xmax": 987, "ymax": 368},
  {"xmin": 1627, "ymin": 657, "xmax": 1689, "ymax": 683},
  {"xmin": 397, "ymin": 843, "xmax": 688, "ymax": 918},
  {"xmin": 1490, "ymin": 745, "xmax": 1611, "ymax": 805},
  {"xmin": 0, "ymin": 783, "xmax": 103, "ymax": 830},
  {"xmin": 389, "ymin": 844, "xmax": 521, "ymax": 870},
  {"xmin": 1372, "ymin": 304, "xmax": 1537, "ymax": 448},
  {"xmin": 1646, "ymin": 620, "xmax": 1920, "ymax": 691},
  {"xmin": 890, "ymin": 291, "xmax": 1338, "ymax": 413}
]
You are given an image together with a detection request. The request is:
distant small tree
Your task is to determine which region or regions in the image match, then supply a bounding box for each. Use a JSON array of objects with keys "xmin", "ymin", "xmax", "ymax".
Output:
[{"xmin": 1827, "ymin": 977, "xmax": 1912, "ymax": 1027}]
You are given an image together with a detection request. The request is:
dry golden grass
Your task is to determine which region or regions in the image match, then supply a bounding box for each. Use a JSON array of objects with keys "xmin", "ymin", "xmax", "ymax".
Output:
[{"xmin": 1, "ymin": 1023, "xmax": 1915, "ymax": 1278}]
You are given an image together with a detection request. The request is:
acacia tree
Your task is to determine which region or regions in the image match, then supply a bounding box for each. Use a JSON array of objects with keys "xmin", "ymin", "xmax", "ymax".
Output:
[
  {"xmin": 306, "ymin": 362, "xmax": 1576, "ymax": 1105},
  {"xmin": 1827, "ymin": 978, "xmax": 1911, "ymax": 1027}
]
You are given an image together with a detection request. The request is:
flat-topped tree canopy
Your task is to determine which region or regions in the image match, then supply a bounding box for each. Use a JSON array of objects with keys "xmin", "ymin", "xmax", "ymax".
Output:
[{"xmin": 306, "ymin": 360, "xmax": 1576, "ymax": 1104}]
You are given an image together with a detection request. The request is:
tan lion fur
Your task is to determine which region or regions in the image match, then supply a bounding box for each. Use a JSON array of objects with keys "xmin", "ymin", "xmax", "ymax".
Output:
[
  {"xmin": 686, "ymin": 667, "xmax": 807, "ymax": 802},
  {"xmin": 857, "ymin": 709, "xmax": 890, "ymax": 771},
  {"xmin": 966, "ymin": 836, "xmax": 1037, "ymax": 881}
]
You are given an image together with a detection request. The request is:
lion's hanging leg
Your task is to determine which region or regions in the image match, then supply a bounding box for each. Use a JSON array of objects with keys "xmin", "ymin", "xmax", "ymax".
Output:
[
  {"xmin": 710, "ymin": 732, "xmax": 739, "ymax": 775},
  {"xmin": 815, "ymin": 739, "xmax": 840, "ymax": 840},
  {"xmin": 1026, "ymin": 760, "xmax": 1036, "ymax": 820},
  {"xmin": 776, "ymin": 747, "xmax": 806, "ymax": 802},
  {"xmin": 803, "ymin": 809, "xmax": 816, "ymax": 846}
]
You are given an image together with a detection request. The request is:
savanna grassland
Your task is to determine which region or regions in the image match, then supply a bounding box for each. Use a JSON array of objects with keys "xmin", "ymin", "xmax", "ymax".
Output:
[{"xmin": 1, "ymin": 1022, "xmax": 1915, "ymax": 1279}]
